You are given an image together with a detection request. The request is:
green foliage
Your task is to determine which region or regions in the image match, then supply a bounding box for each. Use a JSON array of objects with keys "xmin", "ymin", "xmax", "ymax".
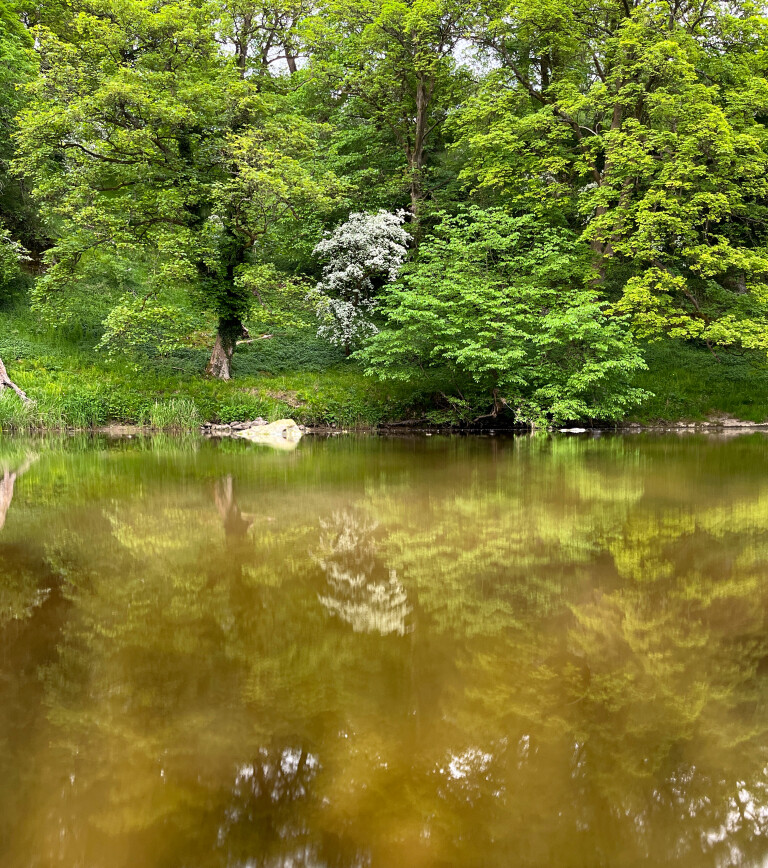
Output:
[
  {"xmin": 0, "ymin": 226, "xmax": 26, "ymax": 288},
  {"xmin": 13, "ymin": 0, "xmax": 342, "ymax": 366},
  {"xmin": 305, "ymin": 0, "xmax": 474, "ymax": 217},
  {"xmin": 0, "ymin": 305, "xmax": 427, "ymax": 427},
  {"xmin": 456, "ymin": 0, "xmax": 768, "ymax": 352},
  {"xmin": 233, "ymin": 330, "xmax": 346, "ymax": 374},
  {"xmin": 630, "ymin": 340, "xmax": 768, "ymax": 423},
  {"xmin": 3, "ymin": 0, "xmax": 768, "ymax": 419},
  {"xmin": 0, "ymin": 0, "xmax": 38, "ymax": 288},
  {"xmin": 362, "ymin": 208, "xmax": 647, "ymax": 425}
]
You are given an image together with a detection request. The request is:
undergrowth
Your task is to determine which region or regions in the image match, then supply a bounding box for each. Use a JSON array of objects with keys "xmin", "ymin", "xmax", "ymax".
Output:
[
  {"xmin": 630, "ymin": 341, "xmax": 768, "ymax": 423},
  {"xmin": 0, "ymin": 303, "xmax": 429, "ymax": 429},
  {"xmin": 3, "ymin": 300, "xmax": 768, "ymax": 430}
]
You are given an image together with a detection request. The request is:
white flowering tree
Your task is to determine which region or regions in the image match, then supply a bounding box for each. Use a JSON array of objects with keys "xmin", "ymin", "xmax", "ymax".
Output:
[{"xmin": 310, "ymin": 210, "xmax": 409, "ymax": 354}]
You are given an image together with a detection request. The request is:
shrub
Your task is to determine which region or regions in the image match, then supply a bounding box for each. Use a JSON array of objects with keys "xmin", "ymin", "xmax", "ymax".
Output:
[{"xmin": 362, "ymin": 208, "xmax": 648, "ymax": 426}]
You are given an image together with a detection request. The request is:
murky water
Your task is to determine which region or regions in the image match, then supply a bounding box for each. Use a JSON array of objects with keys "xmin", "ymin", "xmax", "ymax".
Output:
[{"xmin": 2, "ymin": 432, "xmax": 768, "ymax": 867}]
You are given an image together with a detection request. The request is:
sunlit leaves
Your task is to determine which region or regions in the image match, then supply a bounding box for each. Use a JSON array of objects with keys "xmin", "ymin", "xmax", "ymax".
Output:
[{"xmin": 362, "ymin": 208, "xmax": 647, "ymax": 424}]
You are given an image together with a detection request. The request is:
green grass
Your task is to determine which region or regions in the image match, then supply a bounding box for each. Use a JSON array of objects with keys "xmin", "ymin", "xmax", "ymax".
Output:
[
  {"xmin": 3, "ymin": 300, "xmax": 768, "ymax": 430},
  {"xmin": 0, "ymin": 303, "xmax": 431, "ymax": 430},
  {"xmin": 629, "ymin": 340, "xmax": 768, "ymax": 424},
  {"xmin": 148, "ymin": 398, "xmax": 202, "ymax": 430}
]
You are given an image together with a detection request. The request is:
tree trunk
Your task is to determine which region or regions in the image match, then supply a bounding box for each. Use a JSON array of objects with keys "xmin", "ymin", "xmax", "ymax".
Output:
[
  {"xmin": 206, "ymin": 316, "xmax": 246, "ymax": 381},
  {"xmin": 409, "ymin": 76, "xmax": 430, "ymax": 227},
  {"xmin": 213, "ymin": 475, "xmax": 253, "ymax": 538},
  {"xmin": 409, "ymin": 165, "xmax": 423, "ymax": 223},
  {"xmin": 0, "ymin": 356, "xmax": 32, "ymax": 404}
]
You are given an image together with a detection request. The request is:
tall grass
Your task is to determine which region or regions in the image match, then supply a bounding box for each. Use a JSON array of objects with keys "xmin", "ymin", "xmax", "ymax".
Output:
[
  {"xmin": 0, "ymin": 393, "xmax": 35, "ymax": 431},
  {"xmin": 148, "ymin": 398, "xmax": 201, "ymax": 430}
]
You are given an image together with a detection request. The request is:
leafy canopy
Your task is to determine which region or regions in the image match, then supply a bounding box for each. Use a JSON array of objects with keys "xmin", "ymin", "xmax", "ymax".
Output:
[
  {"xmin": 13, "ymin": 0, "xmax": 340, "ymax": 351},
  {"xmin": 456, "ymin": 0, "xmax": 768, "ymax": 352},
  {"xmin": 362, "ymin": 208, "xmax": 647, "ymax": 424}
]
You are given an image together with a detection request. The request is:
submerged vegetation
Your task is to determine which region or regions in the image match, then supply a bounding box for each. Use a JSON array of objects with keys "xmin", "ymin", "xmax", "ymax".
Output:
[{"xmin": 3, "ymin": 0, "xmax": 768, "ymax": 425}]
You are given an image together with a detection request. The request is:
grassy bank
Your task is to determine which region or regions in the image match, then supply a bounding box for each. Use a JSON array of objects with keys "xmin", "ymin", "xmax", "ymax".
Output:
[
  {"xmin": 629, "ymin": 341, "xmax": 768, "ymax": 424},
  {"xmin": 2, "ymin": 303, "xmax": 768, "ymax": 430},
  {"xmin": 0, "ymin": 305, "xmax": 429, "ymax": 429}
]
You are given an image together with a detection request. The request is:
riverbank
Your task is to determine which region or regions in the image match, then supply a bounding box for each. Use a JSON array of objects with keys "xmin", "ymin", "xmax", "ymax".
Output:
[{"xmin": 3, "ymin": 305, "xmax": 768, "ymax": 431}]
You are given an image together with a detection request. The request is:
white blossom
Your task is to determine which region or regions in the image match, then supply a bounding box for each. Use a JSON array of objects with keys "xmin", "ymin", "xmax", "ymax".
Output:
[{"xmin": 310, "ymin": 210, "xmax": 409, "ymax": 350}]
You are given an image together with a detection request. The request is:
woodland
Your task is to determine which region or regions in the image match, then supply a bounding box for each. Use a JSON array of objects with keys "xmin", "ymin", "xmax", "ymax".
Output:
[{"xmin": 3, "ymin": 0, "xmax": 768, "ymax": 427}]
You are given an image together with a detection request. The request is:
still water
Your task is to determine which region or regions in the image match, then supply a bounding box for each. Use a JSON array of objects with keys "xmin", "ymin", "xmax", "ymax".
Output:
[{"xmin": 2, "ymin": 432, "xmax": 768, "ymax": 867}]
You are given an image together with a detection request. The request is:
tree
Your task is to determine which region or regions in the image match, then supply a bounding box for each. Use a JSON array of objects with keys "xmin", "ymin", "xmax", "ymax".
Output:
[
  {"xmin": 218, "ymin": 0, "xmax": 310, "ymax": 76},
  {"xmin": 14, "ymin": 0, "xmax": 340, "ymax": 379},
  {"xmin": 0, "ymin": 0, "xmax": 40, "ymax": 269},
  {"xmin": 457, "ymin": 0, "xmax": 768, "ymax": 353},
  {"xmin": 306, "ymin": 0, "xmax": 474, "ymax": 223},
  {"xmin": 309, "ymin": 209, "xmax": 409, "ymax": 353},
  {"xmin": 361, "ymin": 208, "xmax": 647, "ymax": 425}
]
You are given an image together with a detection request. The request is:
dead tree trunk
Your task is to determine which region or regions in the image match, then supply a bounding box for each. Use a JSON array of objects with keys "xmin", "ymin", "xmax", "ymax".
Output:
[{"xmin": 0, "ymin": 356, "xmax": 32, "ymax": 404}]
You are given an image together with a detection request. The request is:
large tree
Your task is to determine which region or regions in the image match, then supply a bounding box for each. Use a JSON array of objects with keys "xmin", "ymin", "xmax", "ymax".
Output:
[
  {"xmin": 306, "ymin": 0, "xmax": 474, "ymax": 224},
  {"xmin": 14, "ymin": 0, "xmax": 339, "ymax": 379},
  {"xmin": 457, "ymin": 0, "xmax": 768, "ymax": 353}
]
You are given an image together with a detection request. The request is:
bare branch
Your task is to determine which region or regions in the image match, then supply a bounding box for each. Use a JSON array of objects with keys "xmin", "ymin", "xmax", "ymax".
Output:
[{"xmin": 0, "ymin": 357, "xmax": 33, "ymax": 405}]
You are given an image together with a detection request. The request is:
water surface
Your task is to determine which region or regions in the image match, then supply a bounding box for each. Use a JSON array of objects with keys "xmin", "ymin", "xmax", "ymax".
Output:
[{"xmin": 2, "ymin": 432, "xmax": 768, "ymax": 867}]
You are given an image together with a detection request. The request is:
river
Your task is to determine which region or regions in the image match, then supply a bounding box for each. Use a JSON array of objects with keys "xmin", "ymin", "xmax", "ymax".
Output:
[{"xmin": 1, "ymin": 432, "xmax": 767, "ymax": 867}]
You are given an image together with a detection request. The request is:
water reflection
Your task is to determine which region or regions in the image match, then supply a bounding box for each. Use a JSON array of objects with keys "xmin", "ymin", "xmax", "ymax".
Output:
[
  {"xmin": 0, "ymin": 451, "xmax": 35, "ymax": 530},
  {"xmin": 214, "ymin": 474, "xmax": 254, "ymax": 539},
  {"xmin": 2, "ymin": 435, "xmax": 768, "ymax": 866},
  {"xmin": 217, "ymin": 747, "xmax": 328, "ymax": 868},
  {"xmin": 314, "ymin": 510, "xmax": 411, "ymax": 636}
]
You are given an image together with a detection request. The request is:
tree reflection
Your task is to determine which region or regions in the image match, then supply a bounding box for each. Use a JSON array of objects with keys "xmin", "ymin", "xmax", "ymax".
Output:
[
  {"xmin": 314, "ymin": 510, "xmax": 411, "ymax": 636},
  {"xmin": 217, "ymin": 747, "xmax": 327, "ymax": 868},
  {"xmin": 0, "ymin": 453, "xmax": 35, "ymax": 531},
  {"xmin": 214, "ymin": 475, "xmax": 254, "ymax": 539},
  {"xmin": 5, "ymin": 436, "xmax": 768, "ymax": 866}
]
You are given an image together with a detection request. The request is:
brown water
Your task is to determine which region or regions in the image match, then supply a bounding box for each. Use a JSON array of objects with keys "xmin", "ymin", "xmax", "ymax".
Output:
[{"xmin": 2, "ymin": 432, "xmax": 768, "ymax": 867}]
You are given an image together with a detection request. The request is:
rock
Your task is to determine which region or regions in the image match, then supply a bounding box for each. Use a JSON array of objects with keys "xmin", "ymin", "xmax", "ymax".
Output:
[
  {"xmin": 231, "ymin": 418, "xmax": 267, "ymax": 430},
  {"xmin": 559, "ymin": 427, "xmax": 588, "ymax": 434},
  {"xmin": 202, "ymin": 418, "xmax": 268, "ymax": 435},
  {"xmin": 235, "ymin": 419, "xmax": 303, "ymax": 449}
]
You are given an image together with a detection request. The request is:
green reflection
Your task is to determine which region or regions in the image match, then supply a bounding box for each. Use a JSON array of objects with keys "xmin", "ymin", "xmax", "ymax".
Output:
[{"xmin": 2, "ymin": 434, "xmax": 768, "ymax": 866}]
